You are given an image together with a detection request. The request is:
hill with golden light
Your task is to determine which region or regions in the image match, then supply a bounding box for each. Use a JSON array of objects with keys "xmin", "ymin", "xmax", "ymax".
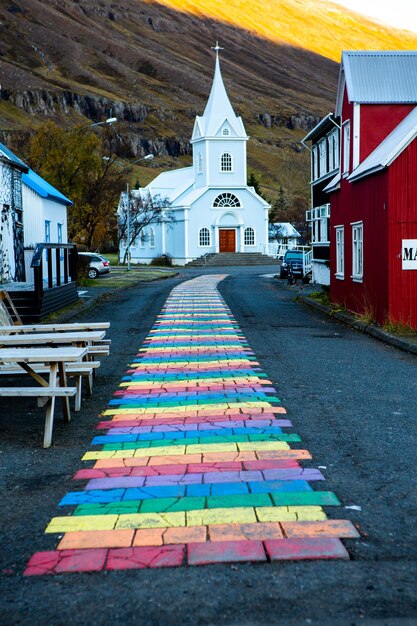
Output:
[{"xmin": 1, "ymin": 0, "xmax": 417, "ymax": 200}]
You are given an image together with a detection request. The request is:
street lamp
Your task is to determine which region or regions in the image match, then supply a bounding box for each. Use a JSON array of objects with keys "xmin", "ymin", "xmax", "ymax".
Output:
[{"xmin": 103, "ymin": 154, "xmax": 154, "ymax": 270}]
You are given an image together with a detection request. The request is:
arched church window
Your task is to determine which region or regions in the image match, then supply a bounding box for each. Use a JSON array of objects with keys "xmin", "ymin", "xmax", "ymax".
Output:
[
  {"xmin": 213, "ymin": 193, "xmax": 241, "ymax": 208},
  {"xmin": 149, "ymin": 228, "xmax": 155, "ymax": 248},
  {"xmin": 140, "ymin": 231, "xmax": 146, "ymax": 248},
  {"xmin": 244, "ymin": 227, "xmax": 255, "ymax": 246},
  {"xmin": 222, "ymin": 128, "xmax": 230, "ymax": 136},
  {"xmin": 199, "ymin": 227, "xmax": 211, "ymax": 247},
  {"xmin": 220, "ymin": 153, "xmax": 232, "ymax": 172},
  {"xmin": 197, "ymin": 153, "xmax": 203, "ymax": 174}
]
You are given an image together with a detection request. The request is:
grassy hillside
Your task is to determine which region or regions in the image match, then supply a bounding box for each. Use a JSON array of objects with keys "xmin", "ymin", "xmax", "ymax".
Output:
[{"xmin": 1, "ymin": 0, "xmax": 417, "ymax": 203}]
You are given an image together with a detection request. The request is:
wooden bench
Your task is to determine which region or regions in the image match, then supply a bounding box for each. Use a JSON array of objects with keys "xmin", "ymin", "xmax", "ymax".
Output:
[
  {"xmin": 0, "ymin": 387, "xmax": 76, "ymax": 397},
  {"xmin": 0, "ymin": 347, "xmax": 88, "ymax": 448},
  {"xmin": 0, "ymin": 361, "xmax": 100, "ymax": 411},
  {"xmin": 0, "ymin": 322, "xmax": 110, "ymax": 334}
]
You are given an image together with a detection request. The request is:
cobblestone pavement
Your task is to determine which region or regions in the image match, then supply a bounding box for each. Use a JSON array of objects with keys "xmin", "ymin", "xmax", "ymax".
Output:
[{"xmin": 24, "ymin": 274, "xmax": 358, "ymax": 575}]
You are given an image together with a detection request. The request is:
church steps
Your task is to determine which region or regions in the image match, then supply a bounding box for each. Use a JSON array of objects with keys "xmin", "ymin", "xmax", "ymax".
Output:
[{"xmin": 186, "ymin": 253, "xmax": 280, "ymax": 267}]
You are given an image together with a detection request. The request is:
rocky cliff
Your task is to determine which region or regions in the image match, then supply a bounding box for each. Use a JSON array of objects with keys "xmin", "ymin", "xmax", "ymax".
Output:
[{"xmin": 1, "ymin": 0, "xmax": 416, "ymax": 197}]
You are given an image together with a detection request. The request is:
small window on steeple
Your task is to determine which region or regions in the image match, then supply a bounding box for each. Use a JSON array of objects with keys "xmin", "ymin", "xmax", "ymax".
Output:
[
  {"xmin": 222, "ymin": 128, "xmax": 230, "ymax": 136},
  {"xmin": 220, "ymin": 153, "xmax": 232, "ymax": 172},
  {"xmin": 197, "ymin": 153, "xmax": 203, "ymax": 174}
]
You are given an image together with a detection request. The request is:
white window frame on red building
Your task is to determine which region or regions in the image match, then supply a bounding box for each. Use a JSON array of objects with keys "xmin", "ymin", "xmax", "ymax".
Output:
[
  {"xmin": 351, "ymin": 221, "xmax": 363, "ymax": 281},
  {"xmin": 335, "ymin": 225, "xmax": 344, "ymax": 278}
]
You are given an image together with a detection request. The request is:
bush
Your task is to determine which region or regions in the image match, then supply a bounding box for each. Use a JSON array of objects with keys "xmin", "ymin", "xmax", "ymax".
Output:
[
  {"xmin": 150, "ymin": 254, "xmax": 172, "ymax": 267},
  {"xmin": 76, "ymin": 254, "xmax": 90, "ymax": 285}
]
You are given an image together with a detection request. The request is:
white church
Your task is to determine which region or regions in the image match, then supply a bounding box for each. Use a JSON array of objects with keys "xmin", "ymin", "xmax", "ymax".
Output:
[{"xmin": 122, "ymin": 44, "xmax": 270, "ymax": 265}]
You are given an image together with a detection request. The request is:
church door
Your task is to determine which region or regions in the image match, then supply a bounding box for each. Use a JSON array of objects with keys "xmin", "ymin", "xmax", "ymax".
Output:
[{"xmin": 219, "ymin": 229, "xmax": 236, "ymax": 252}]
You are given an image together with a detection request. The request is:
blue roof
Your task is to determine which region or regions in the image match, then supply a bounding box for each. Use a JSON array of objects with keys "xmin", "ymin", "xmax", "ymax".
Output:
[
  {"xmin": 0, "ymin": 142, "xmax": 28, "ymax": 171},
  {"xmin": 22, "ymin": 168, "xmax": 73, "ymax": 206},
  {"xmin": 0, "ymin": 141, "xmax": 72, "ymax": 206}
]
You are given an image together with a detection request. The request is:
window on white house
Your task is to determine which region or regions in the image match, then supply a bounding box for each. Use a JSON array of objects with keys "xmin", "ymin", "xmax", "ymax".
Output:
[
  {"xmin": 57, "ymin": 223, "xmax": 63, "ymax": 244},
  {"xmin": 149, "ymin": 228, "xmax": 155, "ymax": 248},
  {"xmin": 318, "ymin": 139, "xmax": 327, "ymax": 177},
  {"xmin": 220, "ymin": 153, "xmax": 232, "ymax": 172},
  {"xmin": 213, "ymin": 193, "xmax": 241, "ymax": 208},
  {"xmin": 45, "ymin": 220, "xmax": 51, "ymax": 243},
  {"xmin": 312, "ymin": 145, "xmax": 319, "ymax": 180},
  {"xmin": 352, "ymin": 222, "xmax": 363, "ymax": 280},
  {"xmin": 222, "ymin": 128, "xmax": 230, "ymax": 136},
  {"xmin": 197, "ymin": 153, "xmax": 203, "ymax": 174},
  {"xmin": 335, "ymin": 226, "xmax": 344, "ymax": 277},
  {"xmin": 334, "ymin": 130, "xmax": 340, "ymax": 168},
  {"xmin": 328, "ymin": 129, "xmax": 339, "ymax": 171},
  {"xmin": 199, "ymin": 227, "xmax": 210, "ymax": 247},
  {"xmin": 244, "ymin": 227, "xmax": 255, "ymax": 246},
  {"xmin": 343, "ymin": 121, "xmax": 350, "ymax": 174},
  {"xmin": 309, "ymin": 204, "xmax": 329, "ymax": 243},
  {"xmin": 140, "ymin": 232, "xmax": 146, "ymax": 248}
]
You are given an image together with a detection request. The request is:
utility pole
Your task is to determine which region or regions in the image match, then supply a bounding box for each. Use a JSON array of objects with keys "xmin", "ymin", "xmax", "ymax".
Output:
[{"xmin": 126, "ymin": 181, "xmax": 131, "ymax": 271}]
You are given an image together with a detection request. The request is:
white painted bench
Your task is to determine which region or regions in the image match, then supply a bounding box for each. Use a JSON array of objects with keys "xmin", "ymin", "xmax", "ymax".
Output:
[
  {"xmin": 0, "ymin": 322, "xmax": 110, "ymax": 334},
  {"xmin": 0, "ymin": 361, "xmax": 100, "ymax": 411},
  {"xmin": 0, "ymin": 347, "xmax": 87, "ymax": 448}
]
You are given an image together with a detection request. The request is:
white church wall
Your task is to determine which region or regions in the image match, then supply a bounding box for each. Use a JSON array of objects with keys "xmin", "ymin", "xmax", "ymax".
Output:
[
  {"xmin": 206, "ymin": 139, "xmax": 246, "ymax": 187},
  {"xmin": 166, "ymin": 214, "xmax": 186, "ymax": 264}
]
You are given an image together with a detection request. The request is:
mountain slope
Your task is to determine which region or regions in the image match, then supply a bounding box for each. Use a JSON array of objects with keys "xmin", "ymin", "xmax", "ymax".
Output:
[
  {"xmin": 1, "ymin": 0, "xmax": 417, "ymax": 200},
  {"xmin": 157, "ymin": 0, "xmax": 417, "ymax": 62}
]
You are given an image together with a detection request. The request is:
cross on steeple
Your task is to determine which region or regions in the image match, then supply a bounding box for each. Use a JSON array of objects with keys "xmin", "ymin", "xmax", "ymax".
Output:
[{"xmin": 211, "ymin": 41, "xmax": 224, "ymax": 59}]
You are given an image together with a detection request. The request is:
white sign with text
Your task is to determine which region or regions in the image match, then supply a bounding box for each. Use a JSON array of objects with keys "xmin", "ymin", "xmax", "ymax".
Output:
[{"xmin": 402, "ymin": 239, "xmax": 417, "ymax": 269}]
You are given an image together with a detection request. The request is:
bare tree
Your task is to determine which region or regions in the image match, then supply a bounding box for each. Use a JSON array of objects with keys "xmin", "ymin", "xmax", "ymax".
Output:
[{"xmin": 118, "ymin": 191, "xmax": 174, "ymax": 263}]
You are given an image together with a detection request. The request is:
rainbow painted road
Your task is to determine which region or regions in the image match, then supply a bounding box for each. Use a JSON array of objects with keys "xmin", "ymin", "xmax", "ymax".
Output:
[{"xmin": 25, "ymin": 275, "xmax": 359, "ymax": 575}]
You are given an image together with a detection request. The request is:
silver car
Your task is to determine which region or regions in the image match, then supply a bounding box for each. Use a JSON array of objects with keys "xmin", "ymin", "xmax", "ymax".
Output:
[{"xmin": 78, "ymin": 252, "xmax": 111, "ymax": 279}]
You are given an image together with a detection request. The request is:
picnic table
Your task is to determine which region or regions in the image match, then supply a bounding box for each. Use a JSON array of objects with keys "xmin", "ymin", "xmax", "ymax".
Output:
[
  {"xmin": 0, "ymin": 322, "xmax": 110, "ymax": 334},
  {"xmin": 0, "ymin": 330, "xmax": 106, "ymax": 347},
  {"xmin": 0, "ymin": 347, "xmax": 88, "ymax": 447}
]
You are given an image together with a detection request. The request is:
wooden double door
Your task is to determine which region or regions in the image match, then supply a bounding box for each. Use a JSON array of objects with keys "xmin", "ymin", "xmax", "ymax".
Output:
[{"xmin": 219, "ymin": 229, "xmax": 236, "ymax": 253}]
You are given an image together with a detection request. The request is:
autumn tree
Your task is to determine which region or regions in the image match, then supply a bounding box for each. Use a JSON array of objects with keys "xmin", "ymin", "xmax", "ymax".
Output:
[{"xmin": 14, "ymin": 121, "xmax": 125, "ymax": 250}]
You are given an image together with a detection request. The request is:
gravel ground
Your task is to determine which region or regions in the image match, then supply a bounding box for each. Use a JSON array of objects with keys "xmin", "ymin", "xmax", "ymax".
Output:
[{"xmin": 1, "ymin": 266, "xmax": 416, "ymax": 626}]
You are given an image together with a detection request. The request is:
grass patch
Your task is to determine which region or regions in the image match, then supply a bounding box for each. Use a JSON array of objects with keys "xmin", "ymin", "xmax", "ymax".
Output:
[
  {"xmin": 42, "ymin": 300, "xmax": 84, "ymax": 322},
  {"xmin": 309, "ymin": 290, "xmax": 331, "ymax": 306},
  {"xmin": 103, "ymin": 253, "xmax": 119, "ymax": 266},
  {"xmin": 383, "ymin": 319, "xmax": 417, "ymax": 337},
  {"xmin": 84, "ymin": 268, "xmax": 177, "ymax": 288}
]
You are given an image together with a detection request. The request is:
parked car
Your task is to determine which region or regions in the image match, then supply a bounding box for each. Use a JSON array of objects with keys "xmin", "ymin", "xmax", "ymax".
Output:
[
  {"xmin": 78, "ymin": 252, "xmax": 111, "ymax": 279},
  {"xmin": 279, "ymin": 249, "xmax": 304, "ymax": 278}
]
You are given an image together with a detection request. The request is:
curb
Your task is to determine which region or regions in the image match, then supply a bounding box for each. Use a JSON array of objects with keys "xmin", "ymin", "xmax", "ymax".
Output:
[{"xmin": 298, "ymin": 295, "xmax": 417, "ymax": 356}]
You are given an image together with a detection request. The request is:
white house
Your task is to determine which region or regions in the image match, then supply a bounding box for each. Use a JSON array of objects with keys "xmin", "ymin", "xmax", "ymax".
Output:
[
  {"xmin": 0, "ymin": 144, "xmax": 28, "ymax": 282},
  {"xmin": 269, "ymin": 222, "xmax": 301, "ymax": 247},
  {"xmin": 22, "ymin": 168, "xmax": 71, "ymax": 248},
  {"xmin": 120, "ymin": 44, "xmax": 270, "ymax": 265},
  {"xmin": 0, "ymin": 142, "xmax": 72, "ymax": 284}
]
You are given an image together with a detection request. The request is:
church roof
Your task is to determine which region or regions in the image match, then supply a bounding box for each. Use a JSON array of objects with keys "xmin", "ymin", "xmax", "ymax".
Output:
[
  {"xmin": 146, "ymin": 167, "xmax": 195, "ymax": 203},
  {"xmin": 192, "ymin": 46, "xmax": 247, "ymax": 140}
]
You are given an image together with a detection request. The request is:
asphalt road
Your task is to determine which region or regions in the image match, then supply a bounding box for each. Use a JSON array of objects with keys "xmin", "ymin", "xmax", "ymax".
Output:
[{"xmin": 1, "ymin": 266, "xmax": 416, "ymax": 626}]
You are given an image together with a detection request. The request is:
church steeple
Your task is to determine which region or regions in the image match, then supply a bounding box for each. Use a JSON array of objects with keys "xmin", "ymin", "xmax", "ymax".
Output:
[
  {"xmin": 191, "ymin": 43, "xmax": 247, "ymax": 140},
  {"xmin": 191, "ymin": 43, "xmax": 248, "ymax": 188}
]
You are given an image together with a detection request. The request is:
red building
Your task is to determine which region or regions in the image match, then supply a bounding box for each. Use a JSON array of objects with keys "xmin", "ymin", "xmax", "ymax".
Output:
[{"xmin": 325, "ymin": 51, "xmax": 417, "ymax": 329}]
